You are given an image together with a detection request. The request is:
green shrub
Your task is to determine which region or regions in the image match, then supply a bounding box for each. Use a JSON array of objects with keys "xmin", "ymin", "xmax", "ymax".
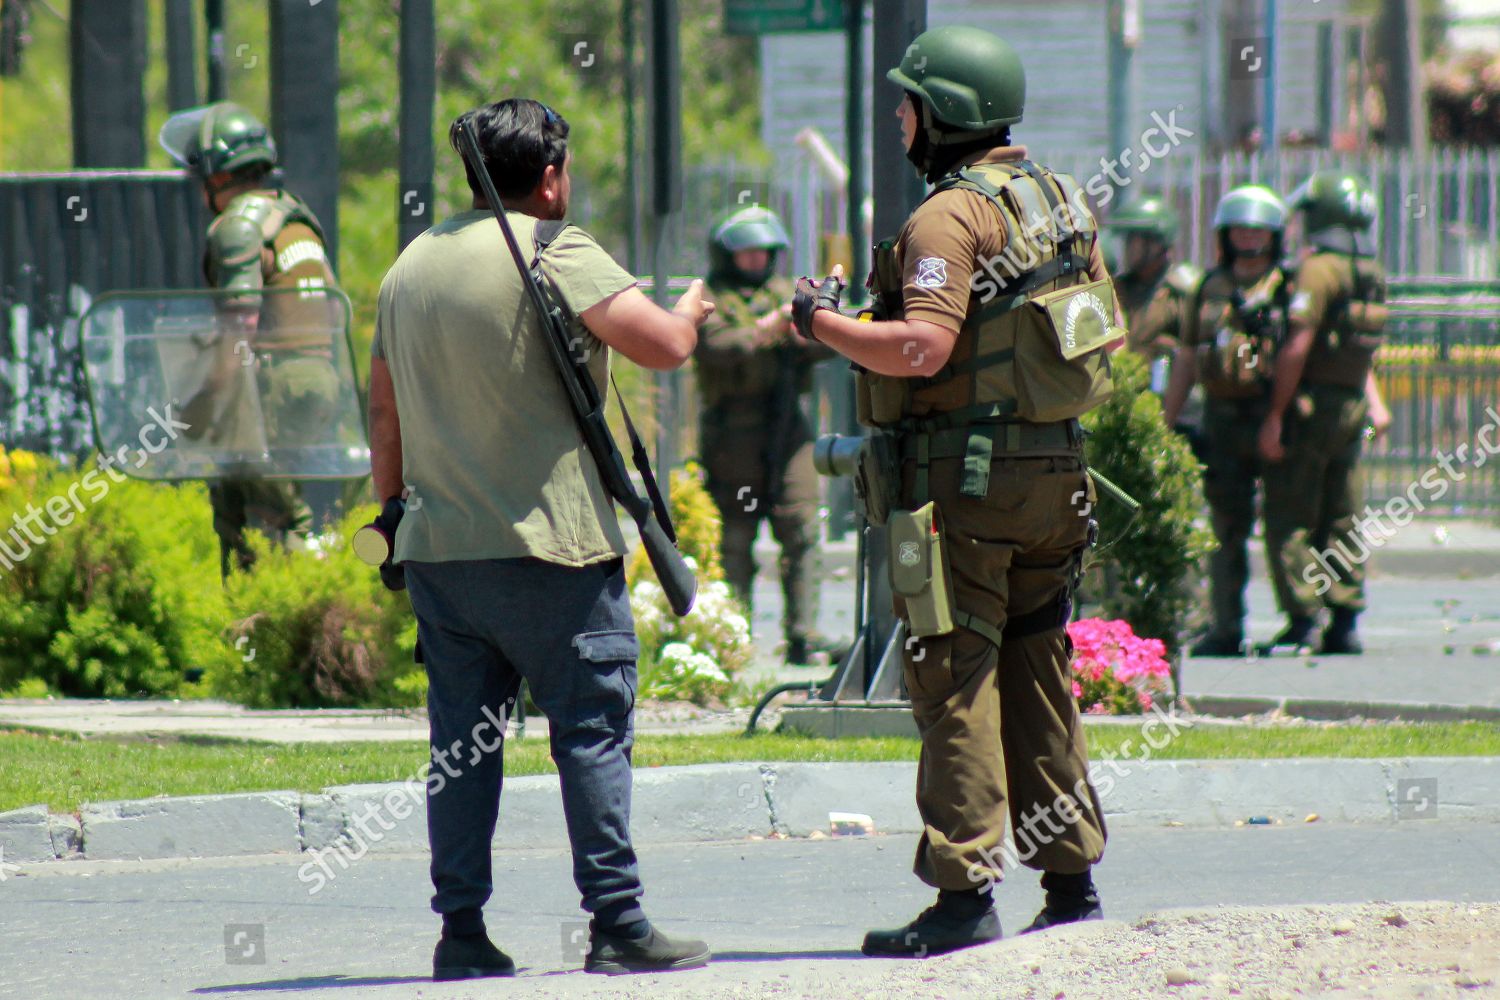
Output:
[
  {"xmin": 0, "ymin": 447, "xmax": 234, "ymax": 698},
  {"xmin": 1080, "ymin": 351, "xmax": 1215, "ymax": 654},
  {"xmin": 211, "ymin": 504, "xmax": 420, "ymax": 708}
]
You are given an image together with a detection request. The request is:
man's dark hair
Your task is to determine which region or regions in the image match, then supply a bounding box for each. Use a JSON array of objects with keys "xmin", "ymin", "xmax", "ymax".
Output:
[{"xmin": 449, "ymin": 98, "xmax": 569, "ymax": 202}]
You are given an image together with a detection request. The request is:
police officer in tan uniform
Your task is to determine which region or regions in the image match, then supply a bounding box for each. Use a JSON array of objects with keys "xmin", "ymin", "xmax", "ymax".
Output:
[
  {"xmin": 794, "ymin": 25, "xmax": 1114, "ymax": 956},
  {"xmin": 695, "ymin": 207, "xmax": 837, "ymax": 663},
  {"xmin": 1109, "ymin": 197, "xmax": 1199, "ymax": 362},
  {"xmin": 1259, "ymin": 172, "xmax": 1392, "ymax": 654},
  {"xmin": 160, "ymin": 102, "xmax": 341, "ymax": 575},
  {"xmin": 1162, "ymin": 186, "xmax": 1289, "ymax": 655}
]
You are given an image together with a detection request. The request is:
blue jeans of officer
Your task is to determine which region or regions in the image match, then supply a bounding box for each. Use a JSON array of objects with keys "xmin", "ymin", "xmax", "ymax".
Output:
[{"xmin": 405, "ymin": 556, "xmax": 643, "ymax": 930}]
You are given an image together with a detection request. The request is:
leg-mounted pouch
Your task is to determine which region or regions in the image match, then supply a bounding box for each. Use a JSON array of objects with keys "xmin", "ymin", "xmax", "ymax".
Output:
[{"xmin": 887, "ymin": 501, "xmax": 955, "ymax": 638}]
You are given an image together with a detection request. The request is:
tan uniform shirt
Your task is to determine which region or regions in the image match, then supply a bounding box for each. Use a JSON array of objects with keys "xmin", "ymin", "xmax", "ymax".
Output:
[
  {"xmin": 372, "ymin": 209, "xmax": 636, "ymax": 566},
  {"xmin": 894, "ymin": 146, "xmax": 1112, "ymax": 334}
]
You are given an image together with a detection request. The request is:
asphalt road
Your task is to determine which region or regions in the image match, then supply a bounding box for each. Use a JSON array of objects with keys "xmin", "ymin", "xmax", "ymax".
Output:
[{"xmin": 3, "ymin": 819, "xmax": 1498, "ymax": 999}]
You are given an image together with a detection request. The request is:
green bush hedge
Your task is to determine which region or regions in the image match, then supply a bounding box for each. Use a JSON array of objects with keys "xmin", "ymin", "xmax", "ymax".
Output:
[
  {"xmin": 213, "ymin": 505, "xmax": 420, "ymax": 709},
  {"xmin": 0, "ymin": 446, "xmax": 420, "ymax": 707},
  {"xmin": 1080, "ymin": 351, "xmax": 1215, "ymax": 654},
  {"xmin": 0, "ymin": 448, "xmax": 233, "ymax": 697}
]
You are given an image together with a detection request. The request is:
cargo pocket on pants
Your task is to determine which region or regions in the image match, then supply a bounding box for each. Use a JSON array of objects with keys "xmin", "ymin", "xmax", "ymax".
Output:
[{"xmin": 570, "ymin": 629, "xmax": 639, "ymax": 730}]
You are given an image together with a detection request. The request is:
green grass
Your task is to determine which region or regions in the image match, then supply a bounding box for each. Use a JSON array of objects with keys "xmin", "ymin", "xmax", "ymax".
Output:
[{"xmin": 3, "ymin": 721, "xmax": 1499, "ymax": 813}]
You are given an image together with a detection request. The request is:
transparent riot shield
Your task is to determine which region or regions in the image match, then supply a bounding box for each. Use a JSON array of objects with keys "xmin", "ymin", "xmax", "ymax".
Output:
[{"xmin": 79, "ymin": 287, "xmax": 370, "ymax": 480}]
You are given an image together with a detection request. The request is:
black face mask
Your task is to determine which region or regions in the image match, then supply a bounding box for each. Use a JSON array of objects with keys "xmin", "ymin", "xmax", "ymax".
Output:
[{"xmin": 904, "ymin": 95, "xmax": 1010, "ymax": 184}]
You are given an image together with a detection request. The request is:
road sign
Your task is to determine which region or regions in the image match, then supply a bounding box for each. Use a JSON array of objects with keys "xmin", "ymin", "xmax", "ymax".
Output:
[{"xmin": 725, "ymin": 0, "xmax": 846, "ymax": 36}]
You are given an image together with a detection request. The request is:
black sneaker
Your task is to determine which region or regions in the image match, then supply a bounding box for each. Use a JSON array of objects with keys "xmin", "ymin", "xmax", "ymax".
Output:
[
  {"xmin": 432, "ymin": 931, "xmax": 515, "ymax": 981},
  {"xmin": 584, "ymin": 923, "xmax": 710, "ymax": 975},
  {"xmin": 862, "ymin": 901, "xmax": 1002, "ymax": 958},
  {"xmin": 1190, "ymin": 632, "xmax": 1244, "ymax": 657}
]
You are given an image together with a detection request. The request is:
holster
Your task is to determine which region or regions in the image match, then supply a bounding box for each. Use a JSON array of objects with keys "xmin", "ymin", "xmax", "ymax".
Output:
[
  {"xmin": 853, "ymin": 432, "xmax": 899, "ymax": 527},
  {"xmin": 887, "ymin": 501, "xmax": 956, "ymax": 638}
]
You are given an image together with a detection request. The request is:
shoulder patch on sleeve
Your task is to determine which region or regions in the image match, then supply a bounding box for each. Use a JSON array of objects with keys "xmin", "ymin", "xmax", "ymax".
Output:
[{"xmin": 914, "ymin": 257, "xmax": 948, "ymax": 288}]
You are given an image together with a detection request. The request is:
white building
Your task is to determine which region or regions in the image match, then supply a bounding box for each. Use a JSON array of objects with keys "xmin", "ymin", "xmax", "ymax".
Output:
[{"xmin": 760, "ymin": 0, "xmax": 1369, "ymax": 174}]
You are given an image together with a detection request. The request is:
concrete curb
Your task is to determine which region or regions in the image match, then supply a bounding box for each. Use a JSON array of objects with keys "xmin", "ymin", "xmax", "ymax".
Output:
[
  {"xmin": 1180, "ymin": 694, "xmax": 1500, "ymax": 724},
  {"xmin": 3, "ymin": 757, "xmax": 1497, "ymax": 865}
]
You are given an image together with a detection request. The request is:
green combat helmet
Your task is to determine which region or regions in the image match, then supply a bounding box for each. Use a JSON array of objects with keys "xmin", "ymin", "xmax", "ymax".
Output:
[
  {"xmin": 1289, "ymin": 171, "xmax": 1378, "ymax": 234},
  {"xmin": 1108, "ymin": 197, "xmax": 1180, "ymax": 245},
  {"xmin": 159, "ymin": 102, "xmax": 277, "ymax": 179},
  {"xmin": 887, "ymin": 25, "xmax": 1025, "ymax": 180},
  {"xmin": 1213, "ymin": 185, "xmax": 1287, "ymax": 231},
  {"xmin": 1213, "ymin": 184, "xmax": 1286, "ymax": 261},
  {"xmin": 709, "ymin": 206, "xmax": 789, "ymax": 286}
]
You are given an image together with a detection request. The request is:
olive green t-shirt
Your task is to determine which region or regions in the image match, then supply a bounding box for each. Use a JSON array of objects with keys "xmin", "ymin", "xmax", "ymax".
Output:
[{"xmin": 372, "ymin": 209, "xmax": 636, "ymax": 566}]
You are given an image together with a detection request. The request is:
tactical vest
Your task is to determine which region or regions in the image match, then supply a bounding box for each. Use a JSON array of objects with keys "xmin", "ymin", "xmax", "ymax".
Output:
[
  {"xmin": 207, "ymin": 190, "xmax": 337, "ymax": 352},
  {"xmin": 1301, "ymin": 252, "xmax": 1388, "ymax": 390},
  {"xmin": 858, "ymin": 160, "xmax": 1118, "ymax": 438},
  {"xmin": 1192, "ymin": 264, "xmax": 1289, "ymax": 400},
  {"xmin": 698, "ymin": 276, "xmax": 805, "ymax": 409}
]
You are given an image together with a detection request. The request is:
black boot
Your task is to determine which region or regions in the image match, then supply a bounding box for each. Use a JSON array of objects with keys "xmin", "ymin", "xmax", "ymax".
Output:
[
  {"xmin": 1191, "ymin": 630, "xmax": 1244, "ymax": 657},
  {"xmin": 786, "ymin": 632, "xmax": 849, "ymax": 665},
  {"xmin": 432, "ymin": 929, "xmax": 515, "ymax": 981},
  {"xmin": 862, "ymin": 888, "xmax": 1002, "ymax": 957},
  {"xmin": 1258, "ymin": 615, "xmax": 1316, "ymax": 655},
  {"xmin": 1320, "ymin": 608, "xmax": 1363, "ymax": 654},
  {"xmin": 1021, "ymin": 870, "xmax": 1103, "ymax": 935},
  {"xmin": 584, "ymin": 921, "xmax": 711, "ymax": 975}
]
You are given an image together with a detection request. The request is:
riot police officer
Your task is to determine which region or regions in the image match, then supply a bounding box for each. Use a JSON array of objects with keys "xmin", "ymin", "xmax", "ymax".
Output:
[
  {"xmin": 695, "ymin": 207, "xmax": 837, "ymax": 663},
  {"xmin": 159, "ymin": 102, "xmax": 339, "ymax": 575},
  {"xmin": 794, "ymin": 25, "xmax": 1112, "ymax": 956},
  {"xmin": 1162, "ymin": 186, "xmax": 1289, "ymax": 655},
  {"xmin": 1259, "ymin": 172, "xmax": 1391, "ymax": 654},
  {"xmin": 1108, "ymin": 196, "xmax": 1200, "ymax": 362}
]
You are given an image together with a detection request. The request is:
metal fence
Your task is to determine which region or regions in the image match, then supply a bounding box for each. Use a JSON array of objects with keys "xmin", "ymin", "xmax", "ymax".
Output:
[{"xmin": 1366, "ymin": 278, "xmax": 1500, "ymax": 517}]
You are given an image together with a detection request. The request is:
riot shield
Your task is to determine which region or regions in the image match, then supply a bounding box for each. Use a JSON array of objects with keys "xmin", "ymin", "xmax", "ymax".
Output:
[{"xmin": 79, "ymin": 287, "xmax": 369, "ymax": 480}]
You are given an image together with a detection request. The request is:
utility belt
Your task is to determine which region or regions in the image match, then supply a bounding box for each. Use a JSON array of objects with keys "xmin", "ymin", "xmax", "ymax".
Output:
[
  {"xmin": 851, "ymin": 417, "xmax": 1083, "ymax": 528},
  {"xmin": 850, "ymin": 417, "xmax": 1090, "ymax": 653}
]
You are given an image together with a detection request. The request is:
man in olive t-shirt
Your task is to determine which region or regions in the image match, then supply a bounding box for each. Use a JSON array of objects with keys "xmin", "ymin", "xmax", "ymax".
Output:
[{"xmin": 367, "ymin": 99, "xmax": 714, "ymax": 981}]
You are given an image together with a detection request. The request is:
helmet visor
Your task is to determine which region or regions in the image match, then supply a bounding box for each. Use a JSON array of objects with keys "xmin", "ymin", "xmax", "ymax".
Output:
[{"xmin": 158, "ymin": 106, "xmax": 217, "ymax": 169}]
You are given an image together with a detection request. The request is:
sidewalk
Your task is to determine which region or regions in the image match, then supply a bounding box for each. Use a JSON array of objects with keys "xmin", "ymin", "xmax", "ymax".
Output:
[{"xmin": 1179, "ymin": 575, "xmax": 1500, "ymax": 721}]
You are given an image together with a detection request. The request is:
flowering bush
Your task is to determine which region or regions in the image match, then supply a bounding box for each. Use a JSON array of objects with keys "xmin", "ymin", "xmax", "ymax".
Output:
[
  {"xmin": 1067, "ymin": 617, "xmax": 1172, "ymax": 715},
  {"xmin": 631, "ymin": 574, "xmax": 753, "ymax": 705},
  {"xmin": 624, "ymin": 463, "xmax": 753, "ymax": 705}
]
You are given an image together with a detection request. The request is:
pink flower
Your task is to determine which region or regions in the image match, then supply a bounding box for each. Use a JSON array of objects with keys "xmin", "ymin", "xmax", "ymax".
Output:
[{"xmin": 1072, "ymin": 680, "xmax": 1083, "ymax": 698}]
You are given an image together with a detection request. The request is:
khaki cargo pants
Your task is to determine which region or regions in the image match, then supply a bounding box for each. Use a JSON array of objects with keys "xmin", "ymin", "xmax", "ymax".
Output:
[
  {"xmin": 896, "ymin": 448, "xmax": 1108, "ymax": 891},
  {"xmin": 1263, "ymin": 383, "xmax": 1369, "ymax": 619},
  {"xmin": 703, "ymin": 414, "xmax": 822, "ymax": 647}
]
